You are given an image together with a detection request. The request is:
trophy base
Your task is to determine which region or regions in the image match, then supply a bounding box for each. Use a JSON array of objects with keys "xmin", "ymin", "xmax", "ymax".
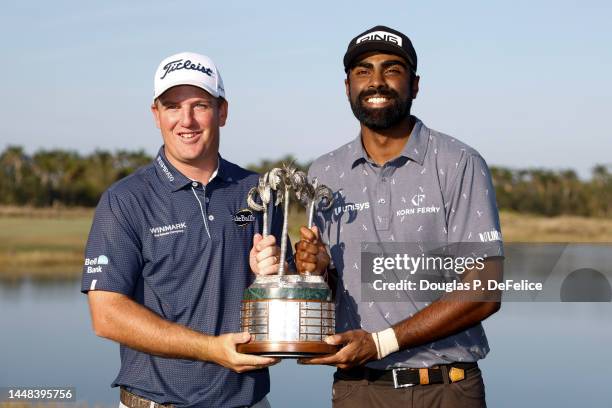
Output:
[
  {"xmin": 240, "ymin": 275, "xmax": 337, "ymax": 358},
  {"xmin": 237, "ymin": 340, "xmax": 337, "ymax": 358}
]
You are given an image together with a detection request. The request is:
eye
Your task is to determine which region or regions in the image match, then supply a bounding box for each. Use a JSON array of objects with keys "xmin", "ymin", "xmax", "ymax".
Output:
[
  {"xmin": 194, "ymin": 102, "xmax": 210, "ymax": 110},
  {"xmin": 385, "ymin": 66, "xmax": 403, "ymax": 75},
  {"xmin": 353, "ymin": 68, "xmax": 370, "ymax": 77}
]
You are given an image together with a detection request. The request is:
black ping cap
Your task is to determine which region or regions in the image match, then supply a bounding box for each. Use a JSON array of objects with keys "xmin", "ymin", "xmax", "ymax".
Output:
[{"xmin": 343, "ymin": 25, "xmax": 417, "ymax": 73}]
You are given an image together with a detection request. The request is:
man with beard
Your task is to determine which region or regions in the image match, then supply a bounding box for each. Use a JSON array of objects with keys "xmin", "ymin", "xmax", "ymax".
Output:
[{"xmin": 294, "ymin": 26, "xmax": 504, "ymax": 407}]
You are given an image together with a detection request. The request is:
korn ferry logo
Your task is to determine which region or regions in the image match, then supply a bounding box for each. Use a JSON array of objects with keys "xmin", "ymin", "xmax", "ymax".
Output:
[
  {"xmin": 411, "ymin": 194, "xmax": 425, "ymax": 206},
  {"xmin": 396, "ymin": 194, "xmax": 441, "ymax": 217},
  {"xmin": 150, "ymin": 222, "xmax": 187, "ymax": 237},
  {"xmin": 84, "ymin": 255, "xmax": 109, "ymax": 273}
]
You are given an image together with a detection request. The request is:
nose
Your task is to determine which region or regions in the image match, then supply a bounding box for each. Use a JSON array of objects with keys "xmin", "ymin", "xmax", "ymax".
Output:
[
  {"xmin": 180, "ymin": 106, "xmax": 194, "ymax": 128},
  {"xmin": 368, "ymin": 68, "xmax": 385, "ymax": 89}
]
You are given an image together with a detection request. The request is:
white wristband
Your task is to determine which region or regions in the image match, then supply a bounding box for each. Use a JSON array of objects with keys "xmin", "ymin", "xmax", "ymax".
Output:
[{"xmin": 371, "ymin": 327, "xmax": 399, "ymax": 360}]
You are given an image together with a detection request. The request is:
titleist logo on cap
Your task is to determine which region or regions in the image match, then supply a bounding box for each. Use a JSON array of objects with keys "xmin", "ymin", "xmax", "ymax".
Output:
[
  {"xmin": 160, "ymin": 59, "xmax": 213, "ymax": 80},
  {"xmin": 356, "ymin": 31, "xmax": 403, "ymax": 47}
]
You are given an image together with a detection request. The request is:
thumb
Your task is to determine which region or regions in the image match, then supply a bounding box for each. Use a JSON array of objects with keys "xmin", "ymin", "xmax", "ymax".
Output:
[
  {"xmin": 324, "ymin": 334, "xmax": 343, "ymax": 345},
  {"xmin": 232, "ymin": 332, "xmax": 252, "ymax": 345},
  {"xmin": 299, "ymin": 226, "xmax": 315, "ymax": 242},
  {"xmin": 311, "ymin": 225, "xmax": 320, "ymax": 241},
  {"xmin": 252, "ymin": 233, "xmax": 263, "ymax": 250}
]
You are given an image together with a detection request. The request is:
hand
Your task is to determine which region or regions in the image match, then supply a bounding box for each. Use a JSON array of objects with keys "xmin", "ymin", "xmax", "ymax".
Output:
[
  {"xmin": 298, "ymin": 329, "xmax": 378, "ymax": 369},
  {"xmin": 249, "ymin": 234, "xmax": 285, "ymax": 275},
  {"xmin": 295, "ymin": 226, "xmax": 330, "ymax": 275},
  {"xmin": 211, "ymin": 332, "xmax": 280, "ymax": 373}
]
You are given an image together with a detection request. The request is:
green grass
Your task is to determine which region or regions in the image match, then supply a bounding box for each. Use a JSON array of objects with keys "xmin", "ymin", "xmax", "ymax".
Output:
[
  {"xmin": 0, "ymin": 208, "xmax": 92, "ymax": 281},
  {"xmin": 1, "ymin": 206, "xmax": 610, "ymax": 281}
]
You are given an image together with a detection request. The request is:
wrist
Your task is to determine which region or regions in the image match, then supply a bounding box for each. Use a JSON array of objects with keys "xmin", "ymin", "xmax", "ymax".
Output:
[
  {"xmin": 199, "ymin": 333, "xmax": 217, "ymax": 362},
  {"xmin": 370, "ymin": 327, "xmax": 399, "ymax": 360}
]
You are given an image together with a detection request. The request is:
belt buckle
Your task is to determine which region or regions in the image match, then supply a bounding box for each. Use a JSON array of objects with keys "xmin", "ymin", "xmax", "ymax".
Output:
[{"xmin": 392, "ymin": 368, "xmax": 417, "ymax": 389}]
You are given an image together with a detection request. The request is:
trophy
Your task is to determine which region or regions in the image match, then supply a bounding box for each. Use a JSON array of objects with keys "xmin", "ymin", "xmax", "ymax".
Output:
[{"xmin": 237, "ymin": 164, "xmax": 337, "ymax": 357}]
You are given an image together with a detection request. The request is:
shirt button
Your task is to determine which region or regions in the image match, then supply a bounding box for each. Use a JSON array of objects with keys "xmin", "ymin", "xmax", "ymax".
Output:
[
  {"xmin": 382, "ymin": 177, "xmax": 387, "ymax": 182},
  {"xmin": 205, "ymin": 197, "xmax": 210, "ymax": 203},
  {"xmin": 208, "ymin": 214, "xmax": 214, "ymax": 221},
  {"xmin": 191, "ymin": 181, "xmax": 198, "ymax": 187}
]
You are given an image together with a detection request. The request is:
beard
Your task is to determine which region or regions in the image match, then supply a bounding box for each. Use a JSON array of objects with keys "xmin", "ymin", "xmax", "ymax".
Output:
[{"xmin": 349, "ymin": 85, "xmax": 412, "ymax": 131}]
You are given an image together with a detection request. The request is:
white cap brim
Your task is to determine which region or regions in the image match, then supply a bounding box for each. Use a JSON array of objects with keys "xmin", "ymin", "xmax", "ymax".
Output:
[{"xmin": 154, "ymin": 79, "xmax": 221, "ymax": 100}]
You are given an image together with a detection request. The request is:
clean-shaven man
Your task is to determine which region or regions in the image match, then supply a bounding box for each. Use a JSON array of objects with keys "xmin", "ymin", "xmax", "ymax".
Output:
[{"xmin": 82, "ymin": 52, "xmax": 284, "ymax": 408}]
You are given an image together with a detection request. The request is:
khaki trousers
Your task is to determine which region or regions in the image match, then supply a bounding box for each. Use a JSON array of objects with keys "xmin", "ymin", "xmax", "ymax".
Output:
[{"xmin": 332, "ymin": 366, "xmax": 486, "ymax": 408}]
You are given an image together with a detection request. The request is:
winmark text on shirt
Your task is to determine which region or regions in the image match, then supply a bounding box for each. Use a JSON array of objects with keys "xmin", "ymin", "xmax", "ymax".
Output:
[
  {"xmin": 150, "ymin": 222, "xmax": 187, "ymax": 237},
  {"xmin": 334, "ymin": 202, "xmax": 370, "ymax": 216},
  {"xmin": 160, "ymin": 59, "xmax": 213, "ymax": 80},
  {"xmin": 396, "ymin": 206, "xmax": 440, "ymax": 216}
]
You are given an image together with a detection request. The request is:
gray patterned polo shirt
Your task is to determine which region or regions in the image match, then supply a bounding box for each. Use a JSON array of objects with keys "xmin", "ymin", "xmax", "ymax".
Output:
[{"xmin": 309, "ymin": 118, "xmax": 504, "ymax": 369}]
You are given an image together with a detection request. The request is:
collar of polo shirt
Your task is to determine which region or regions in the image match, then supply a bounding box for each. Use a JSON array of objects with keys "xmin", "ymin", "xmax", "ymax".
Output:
[
  {"xmin": 189, "ymin": 163, "xmax": 219, "ymax": 185},
  {"xmin": 154, "ymin": 146, "xmax": 234, "ymax": 192},
  {"xmin": 350, "ymin": 118, "xmax": 429, "ymax": 169}
]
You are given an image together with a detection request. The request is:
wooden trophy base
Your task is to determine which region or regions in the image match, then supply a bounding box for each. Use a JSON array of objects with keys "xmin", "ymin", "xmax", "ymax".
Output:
[{"xmin": 237, "ymin": 340, "xmax": 338, "ymax": 358}]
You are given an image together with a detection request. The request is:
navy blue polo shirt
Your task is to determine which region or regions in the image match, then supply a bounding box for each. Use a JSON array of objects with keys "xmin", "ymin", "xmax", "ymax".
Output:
[{"xmin": 81, "ymin": 147, "xmax": 288, "ymax": 407}]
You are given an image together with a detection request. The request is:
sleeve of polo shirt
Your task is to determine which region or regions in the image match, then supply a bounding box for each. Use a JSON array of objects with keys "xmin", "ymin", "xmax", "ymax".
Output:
[
  {"xmin": 446, "ymin": 153, "xmax": 504, "ymax": 259},
  {"xmin": 81, "ymin": 190, "xmax": 144, "ymax": 295}
]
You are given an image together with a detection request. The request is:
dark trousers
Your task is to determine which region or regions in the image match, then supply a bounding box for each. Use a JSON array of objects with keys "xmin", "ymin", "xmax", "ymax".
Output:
[{"xmin": 331, "ymin": 366, "xmax": 486, "ymax": 408}]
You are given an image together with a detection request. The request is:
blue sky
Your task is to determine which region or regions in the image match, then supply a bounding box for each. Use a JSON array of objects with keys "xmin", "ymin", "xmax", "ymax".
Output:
[{"xmin": 1, "ymin": 0, "xmax": 610, "ymax": 177}]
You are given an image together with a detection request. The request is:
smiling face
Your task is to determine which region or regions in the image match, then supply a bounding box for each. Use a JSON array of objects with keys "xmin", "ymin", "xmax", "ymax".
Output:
[
  {"xmin": 346, "ymin": 52, "xmax": 419, "ymax": 131},
  {"xmin": 151, "ymin": 85, "xmax": 227, "ymax": 170}
]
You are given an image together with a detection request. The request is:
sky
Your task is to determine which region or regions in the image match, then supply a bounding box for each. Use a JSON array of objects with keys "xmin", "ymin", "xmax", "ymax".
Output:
[{"xmin": 0, "ymin": 0, "xmax": 610, "ymax": 178}]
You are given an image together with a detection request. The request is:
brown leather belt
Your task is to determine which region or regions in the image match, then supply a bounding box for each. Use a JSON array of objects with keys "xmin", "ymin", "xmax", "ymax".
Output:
[
  {"xmin": 335, "ymin": 362, "xmax": 477, "ymax": 389},
  {"xmin": 120, "ymin": 388, "xmax": 174, "ymax": 408}
]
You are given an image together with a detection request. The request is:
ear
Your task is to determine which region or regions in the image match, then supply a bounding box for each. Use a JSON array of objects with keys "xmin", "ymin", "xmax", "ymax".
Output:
[
  {"xmin": 411, "ymin": 75, "xmax": 420, "ymax": 100},
  {"xmin": 151, "ymin": 101, "xmax": 161, "ymax": 129},
  {"xmin": 218, "ymin": 98, "xmax": 228, "ymax": 127},
  {"xmin": 344, "ymin": 78, "xmax": 350, "ymax": 98}
]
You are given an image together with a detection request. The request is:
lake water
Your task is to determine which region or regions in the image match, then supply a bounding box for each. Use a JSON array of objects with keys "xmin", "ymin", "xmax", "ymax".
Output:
[{"xmin": 1, "ymin": 280, "xmax": 611, "ymax": 407}]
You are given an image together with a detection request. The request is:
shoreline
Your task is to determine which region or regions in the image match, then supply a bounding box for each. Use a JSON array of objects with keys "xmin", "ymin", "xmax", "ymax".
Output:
[{"xmin": 1, "ymin": 207, "xmax": 611, "ymax": 281}]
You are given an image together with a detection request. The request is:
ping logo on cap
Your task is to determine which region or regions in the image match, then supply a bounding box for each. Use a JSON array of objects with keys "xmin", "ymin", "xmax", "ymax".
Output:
[
  {"xmin": 160, "ymin": 59, "xmax": 214, "ymax": 80},
  {"xmin": 356, "ymin": 31, "xmax": 403, "ymax": 47}
]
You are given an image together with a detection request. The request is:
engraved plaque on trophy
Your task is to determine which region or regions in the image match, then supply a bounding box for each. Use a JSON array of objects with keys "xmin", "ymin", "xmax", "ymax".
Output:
[{"xmin": 237, "ymin": 164, "xmax": 337, "ymax": 357}]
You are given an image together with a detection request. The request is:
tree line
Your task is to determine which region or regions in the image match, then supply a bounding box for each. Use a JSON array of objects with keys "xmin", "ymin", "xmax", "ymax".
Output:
[{"xmin": 1, "ymin": 146, "xmax": 610, "ymax": 218}]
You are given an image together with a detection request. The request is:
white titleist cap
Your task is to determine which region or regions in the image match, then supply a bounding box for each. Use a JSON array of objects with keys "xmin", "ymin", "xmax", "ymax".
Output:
[{"xmin": 153, "ymin": 52, "xmax": 225, "ymax": 99}]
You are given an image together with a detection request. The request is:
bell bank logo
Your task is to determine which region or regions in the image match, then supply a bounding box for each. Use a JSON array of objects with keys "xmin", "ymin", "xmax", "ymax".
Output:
[{"xmin": 84, "ymin": 255, "xmax": 109, "ymax": 273}]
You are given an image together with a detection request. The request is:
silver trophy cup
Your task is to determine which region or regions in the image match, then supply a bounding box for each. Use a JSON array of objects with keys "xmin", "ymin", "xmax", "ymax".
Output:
[{"xmin": 237, "ymin": 164, "xmax": 337, "ymax": 357}]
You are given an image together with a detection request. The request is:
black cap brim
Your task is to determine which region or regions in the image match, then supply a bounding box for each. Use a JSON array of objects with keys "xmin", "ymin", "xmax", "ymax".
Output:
[{"xmin": 343, "ymin": 42, "xmax": 416, "ymax": 72}]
